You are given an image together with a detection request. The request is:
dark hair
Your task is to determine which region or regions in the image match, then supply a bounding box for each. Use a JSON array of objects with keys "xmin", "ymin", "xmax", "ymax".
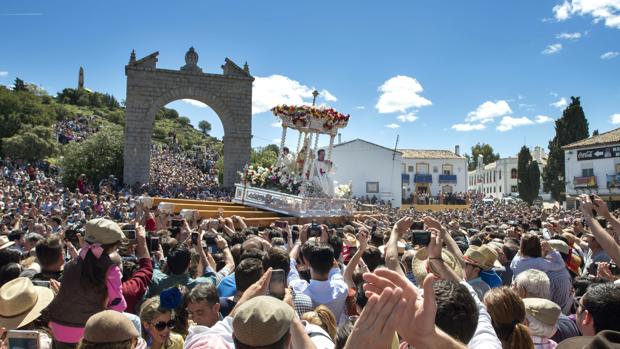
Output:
[
  {"xmin": 80, "ymin": 242, "xmax": 119, "ymax": 296},
  {"xmin": 573, "ymin": 276, "xmax": 607, "ymax": 298},
  {"xmin": 328, "ymin": 235, "xmax": 343, "ymax": 260},
  {"xmin": 308, "ymin": 244, "xmax": 335, "ymax": 275},
  {"xmin": 583, "ymin": 283, "xmax": 620, "ymax": 333},
  {"xmin": 236, "ymin": 258, "xmax": 264, "ymax": 292},
  {"xmin": 268, "ymin": 230, "xmax": 283, "ymax": 240},
  {"xmin": 433, "ymin": 280, "xmax": 479, "ymax": 344},
  {"xmin": 263, "ymin": 247, "xmax": 290, "ymax": 275},
  {"xmin": 0, "ymin": 248, "xmax": 22, "ymax": 266},
  {"xmin": 0, "ymin": 263, "xmax": 22, "ymax": 286},
  {"xmin": 35, "ymin": 236, "xmax": 63, "ymax": 268},
  {"xmin": 362, "ymin": 246, "xmax": 383, "ymax": 272},
  {"xmin": 240, "ymin": 248, "xmax": 266, "ymax": 263},
  {"xmin": 355, "ymin": 283, "xmax": 367, "ymax": 309},
  {"xmin": 167, "ymin": 245, "xmax": 191, "ymax": 275},
  {"xmin": 369, "ymin": 230, "xmax": 383, "ymax": 247},
  {"xmin": 520, "ymin": 233, "xmax": 542, "ymax": 258},
  {"xmin": 50, "ymin": 216, "xmax": 62, "ymax": 225},
  {"xmin": 335, "ymin": 320, "xmax": 354, "ymax": 349},
  {"xmin": 234, "ymin": 332, "xmax": 289, "ymax": 349},
  {"xmin": 121, "ymin": 259, "xmax": 138, "ymax": 282},
  {"xmin": 318, "ymin": 149, "xmax": 325, "ymax": 155},
  {"xmin": 188, "ymin": 283, "xmax": 219, "ymax": 305}
]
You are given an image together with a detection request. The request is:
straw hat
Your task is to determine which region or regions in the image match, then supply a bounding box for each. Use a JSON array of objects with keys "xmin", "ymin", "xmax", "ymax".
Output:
[
  {"xmin": 412, "ymin": 248, "xmax": 463, "ymax": 282},
  {"xmin": 343, "ymin": 233, "xmax": 359, "ymax": 248},
  {"xmin": 0, "ymin": 277, "xmax": 54, "ymax": 330}
]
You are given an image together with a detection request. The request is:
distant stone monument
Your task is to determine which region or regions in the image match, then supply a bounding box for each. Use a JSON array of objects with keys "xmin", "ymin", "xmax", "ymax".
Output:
[
  {"xmin": 78, "ymin": 66, "xmax": 84, "ymax": 90},
  {"xmin": 123, "ymin": 47, "xmax": 253, "ymax": 187}
]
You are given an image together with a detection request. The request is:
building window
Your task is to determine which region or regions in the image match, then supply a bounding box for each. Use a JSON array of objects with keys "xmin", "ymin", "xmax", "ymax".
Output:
[
  {"xmin": 511, "ymin": 169, "xmax": 517, "ymax": 179},
  {"xmin": 416, "ymin": 163, "xmax": 429, "ymax": 174},
  {"xmin": 582, "ymin": 168, "xmax": 594, "ymax": 177},
  {"xmin": 499, "ymin": 170, "xmax": 501, "ymax": 180},
  {"xmin": 442, "ymin": 164, "xmax": 453, "ymax": 175},
  {"xmin": 366, "ymin": 182, "xmax": 379, "ymax": 193},
  {"xmin": 433, "ymin": 166, "xmax": 438, "ymax": 173},
  {"xmin": 493, "ymin": 171, "xmax": 496, "ymax": 182},
  {"xmin": 616, "ymin": 163, "xmax": 620, "ymax": 174},
  {"xmin": 408, "ymin": 166, "xmax": 414, "ymax": 173},
  {"xmin": 511, "ymin": 185, "xmax": 518, "ymax": 193},
  {"xmin": 499, "ymin": 186, "xmax": 502, "ymax": 193}
]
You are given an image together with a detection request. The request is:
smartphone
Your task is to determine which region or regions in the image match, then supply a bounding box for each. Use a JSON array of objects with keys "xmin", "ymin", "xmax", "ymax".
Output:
[
  {"xmin": 123, "ymin": 230, "xmax": 136, "ymax": 240},
  {"xmin": 32, "ymin": 280, "xmax": 50, "ymax": 288},
  {"xmin": 309, "ymin": 223, "xmax": 321, "ymax": 238},
  {"xmin": 191, "ymin": 232, "xmax": 199, "ymax": 245},
  {"xmin": 171, "ymin": 219, "xmax": 183, "ymax": 228},
  {"xmin": 411, "ymin": 230, "xmax": 431, "ymax": 246},
  {"xmin": 149, "ymin": 236, "xmax": 160, "ymax": 251},
  {"xmin": 274, "ymin": 221, "xmax": 288, "ymax": 229},
  {"xmin": 7, "ymin": 330, "xmax": 40, "ymax": 349},
  {"xmin": 123, "ymin": 223, "xmax": 136, "ymax": 231},
  {"xmin": 269, "ymin": 269, "xmax": 286, "ymax": 300},
  {"xmin": 410, "ymin": 221, "xmax": 424, "ymax": 230},
  {"xmin": 610, "ymin": 263, "xmax": 620, "ymax": 275}
]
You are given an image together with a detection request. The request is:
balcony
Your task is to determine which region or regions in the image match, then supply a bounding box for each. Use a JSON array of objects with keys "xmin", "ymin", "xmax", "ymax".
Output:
[
  {"xmin": 402, "ymin": 174, "xmax": 410, "ymax": 183},
  {"xmin": 573, "ymin": 176, "xmax": 597, "ymax": 188},
  {"xmin": 414, "ymin": 174, "xmax": 433, "ymax": 183},
  {"xmin": 438, "ymin": 174, "xmax": 457, "ymax": 183}
]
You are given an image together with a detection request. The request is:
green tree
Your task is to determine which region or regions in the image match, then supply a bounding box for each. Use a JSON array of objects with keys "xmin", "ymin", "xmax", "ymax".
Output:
[
  {"xmin": 251, "ymin": 146, "xmax": 278, "ymax": 168},
  {"xmin": 517, "ymin": 146, "xmax": 540, "ymax": 204},
  {"xmin": 2, "ymin": 126, "xmax": 58, "ymax": 162},
  {"xmin": 465, "ymin": 143, "xmax": 500, "ymax": 171},
  {"xmin": 60, "ymin": 125, "xmax": 124, "ymax": 188},
  {"xmin": 13, "ymin": 78, "xmax": 27, "ymax": 92},
  {"xmin": 543, "ymin": 96, "xmax": 590, "ymax": 202},
  {"xmin": 592, "ymin": 129, "xmax": 599, "ymax": 136},
  {"xmin": 198, "ymin": 120, "xmax": 212, "ymax": 135}
]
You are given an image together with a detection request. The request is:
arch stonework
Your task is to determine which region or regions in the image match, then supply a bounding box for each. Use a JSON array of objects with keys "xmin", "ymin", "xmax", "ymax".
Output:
[{"xmin": 123, "ymin": 48, "xmax": 253, "ymax": 187}]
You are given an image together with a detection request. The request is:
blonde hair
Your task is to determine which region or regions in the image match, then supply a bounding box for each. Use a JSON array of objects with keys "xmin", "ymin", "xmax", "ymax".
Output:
[
  {"xmin": 484, "ymin": 287, "xmax": 534, "ymax": 349},
  {"xmin": 139, "ymin": 297, "xmax": 175, "ymax": 330},
  {"xmin": 301, "ymin": 305, "xmax": 337, "ymax": 340}
]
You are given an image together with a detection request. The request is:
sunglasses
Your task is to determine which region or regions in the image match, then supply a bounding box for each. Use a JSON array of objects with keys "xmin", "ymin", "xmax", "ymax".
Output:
[{"xmin": 152, "ymin": 320, "xmax": 175, "ymax": 331}]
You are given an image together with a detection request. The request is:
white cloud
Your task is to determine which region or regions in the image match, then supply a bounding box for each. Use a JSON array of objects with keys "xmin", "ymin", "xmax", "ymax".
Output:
[
  {"xmin": 601, "ymin": 51, "xmax": 620, "ymax": 59},
  {"xmin": 542, "ymin": 43, "xmax": 563, "ymax": 54},
  {"xmin": 385, "ymin": 123, "xmax": 400, "ymax": 129},
  {"xmin": 610, "ymin": 113, "xmax": 620, "ymax": 124},
  {"xmin": 535, "ymin": 115, "xmax": 554, "ymax": 123},
  {"xmin": 375, "ymin": 75, "xmax": 432, "ymax": 113},
  {"xmin": 271, "ymin": 121, "xmax": 281, "ymax": 128},
  {"xmin": 556, "ymin": 32, "xmax": 582, "ymax": 40},
  {"xmin": 551, "ymin": 97, "xmax": 568, "ymax": 108},
  {"xmin": 319, "ymin": 89, "xmax": 338, "ymax": 102},
  {"xmin": 355, "ymin": 106, "xmax": 365, "ymax": 110},
  {"xmin": 466, "ymin": 100, "xmax": 512, "ymax": 124},
  {"xmin": 182, "ymin": 99, "xmax": 208, "ymax": 108},
  {"xmin": 252, "ymin": 75, "xmax": 315, "ymax": 115},
  {"xmin": 397, "ymin": 112, "xmax": 419, "ymax": 122},
  {"xmin": 452, "ymin": 123, "xmax": 486, "ymax": 132},
  {"xmin": 496, "ymin": 116, "xmax": 535, "ymax": 132},
  {"xmin": 552, "ymin": 0, "xmax": 620, "ymax": 29},
  {"xmin": 0, "ymin": 71, "xmax": 7, "ymax": 77},
  {"xmin": 550, "ymin": 92, "xmax": 559, "ymax": 97},
  {"xmin": 272, "ymin": 138, "xmax": 282, "ymax": 144}
]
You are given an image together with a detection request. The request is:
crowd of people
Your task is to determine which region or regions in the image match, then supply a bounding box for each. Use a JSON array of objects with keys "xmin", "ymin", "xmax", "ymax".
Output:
[
  {"xmin": 1, "ymin": 147, "xmax": 619, "ymax": 349},
  {"xmin": 55, "ymin": 115, "xmax": 99, "ymax": 144}
]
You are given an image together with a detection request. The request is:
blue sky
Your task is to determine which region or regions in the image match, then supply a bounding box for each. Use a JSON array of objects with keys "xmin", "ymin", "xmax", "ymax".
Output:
[{"xmin": 1, "ymin": 0, "xmax": 619, "ymax": 157}]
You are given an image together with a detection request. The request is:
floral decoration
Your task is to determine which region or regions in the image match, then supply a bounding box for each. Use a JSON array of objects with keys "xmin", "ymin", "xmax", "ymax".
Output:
[
  {"xmin": 239, "ymin": 165, "xmax": 303, "ymax": 195},
  {"xmin": 271, "ymin": 105, "xmax": 350, "ymax": 131}
]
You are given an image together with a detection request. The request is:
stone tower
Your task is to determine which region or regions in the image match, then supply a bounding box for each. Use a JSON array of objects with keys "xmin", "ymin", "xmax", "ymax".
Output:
[{"xmin": 78, "ymin": 66, "xmax": 84, "ymax": 90}]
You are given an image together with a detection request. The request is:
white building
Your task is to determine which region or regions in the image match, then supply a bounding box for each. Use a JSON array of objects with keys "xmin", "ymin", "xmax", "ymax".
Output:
[
  {"xmin": 330, "ymin": 139, "xmax": 403, "ymax": 206},
  {"xmin": 399, "ymin": 147, "xmax": 468, "ymax": 200},
  {"xmin": 467, "ymin": 146, "xmax": 549, "ymax": 199},
  {"xmin": 563, "ymin": 128, "xmax": 620, "ymax": 209}
]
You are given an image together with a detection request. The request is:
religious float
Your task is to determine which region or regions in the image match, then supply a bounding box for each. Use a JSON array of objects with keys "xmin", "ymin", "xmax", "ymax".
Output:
[{"xmin": 233, "ymin": 100, "xmax": 355, "ymax": 217}]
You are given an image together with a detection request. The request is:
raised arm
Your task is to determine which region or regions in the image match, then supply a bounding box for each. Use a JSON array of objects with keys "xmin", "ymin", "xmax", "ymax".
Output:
[
  {"xmin": 344, "ymin": 229, "xmax": 368, "ymax": 288},
  {"xmin": 582, "ymin": 195, "xmax": 620, "ymax": 264},
  {"xmin": 385, "ymin": 217, "xmax": 412, "ymax": 277}
]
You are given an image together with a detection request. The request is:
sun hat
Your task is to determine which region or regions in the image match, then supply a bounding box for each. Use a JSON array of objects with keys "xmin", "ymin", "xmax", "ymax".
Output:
[
  {"xmin": 232, "ymin": 296, "xmax": 295, "ymax": 346},
  {"xmin": 0, "ymin": 277, "xmax": 54, "ymax": 330},
  {"xmin": 548, "ymin": 239, "xmax": 570, "ymax": 255},
  {"xmin": 412, "ymin": 248, "xmax": 463, "ymax": 282},
  {"xmin": 557, "ymin": 330, "xmax": 620, "ymax": 349},
  {"xmin": 0, "ymin": 235, "xmax": 15, "ymax": 250},
  {"xmin": 83, "ymin": 310, "xmax": 139, "ymax": 343},
  {"xmin": 343, "ymin": 233, "xmax": 359, "ymax": 248},
  {"xmin": 84, "ymin": 218, "xmax": 125, "ymax": 245},
  {"xmin": 523, "ymin": 298, "xmax": 561, "ymax": 327}
]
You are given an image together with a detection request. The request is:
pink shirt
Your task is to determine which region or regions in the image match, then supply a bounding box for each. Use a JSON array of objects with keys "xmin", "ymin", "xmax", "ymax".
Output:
[{"xmin": 50, "ymin": 265, "xmax": 126, "ymax": 343}]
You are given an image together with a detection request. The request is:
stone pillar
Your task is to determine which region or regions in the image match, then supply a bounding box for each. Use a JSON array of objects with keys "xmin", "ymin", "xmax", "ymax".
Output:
[
  {"xmin": 223, "ymin": 132, "xmax": 251, "ymax": 187},
  {"xmin": 123, "ymin": 94, "xmax": 153, "ymax": 186}
]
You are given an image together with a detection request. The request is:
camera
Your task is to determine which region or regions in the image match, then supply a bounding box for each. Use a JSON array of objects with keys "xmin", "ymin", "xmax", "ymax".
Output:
[
  {"xmin": 410, "ymin": 230, "xmax": 431, "ymax": 246},
  {"xmin": 309, "ymin": 223, "xmax": 322, "ymax": 238}
]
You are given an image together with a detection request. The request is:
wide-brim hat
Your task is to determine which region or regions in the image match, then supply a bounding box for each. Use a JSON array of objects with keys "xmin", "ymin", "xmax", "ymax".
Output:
[
  {"xmin": 557, "ymin": 330, "xmax": 620, "ymax": 349},
  {"xmin": 412, "ymin": 248, "xmax": 463, "ymax": 282},
  {"xmin": 343, "ymin": 233, "xmax": 359, "ymax": 248},
  {"xmin": 378, "ymin": 242, "xmax": 406, "ymax": 255},
  {"xmin": 478, "ymin": 244, "xmax": 499, "ymax": 269},
  {"xmin": 0, "ymin": 277, "xmax": 54, "ymax": 330},
  {"xmin": 0, "ymin": 235, "xmax": 15, "ymax": 250}
]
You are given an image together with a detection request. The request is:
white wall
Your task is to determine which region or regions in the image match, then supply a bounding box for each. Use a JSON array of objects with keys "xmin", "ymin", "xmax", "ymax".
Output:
[
  {"xmin": 401, "ymin": 157, "xmax": 467, "ymax": 197},
  {"xmin": 330, "ymin": 140, "xmax": 402, "ymax": 206},
  {"xmin": 565, "ymin": 146, "xmax": 620, "ymax": 197}
]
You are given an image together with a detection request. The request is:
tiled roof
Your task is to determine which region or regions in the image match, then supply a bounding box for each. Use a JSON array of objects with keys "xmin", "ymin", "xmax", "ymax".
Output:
[
  {"xmin": 399, "ymin": 149, "xmax": 465, "ymax": 159},
  {"xmin": 334, "ymin": 138, "xmax": 403, "ymax": 154},
  {"xmin": 562, "ymin": 127, "xmax": 620, "ymax": 150}
]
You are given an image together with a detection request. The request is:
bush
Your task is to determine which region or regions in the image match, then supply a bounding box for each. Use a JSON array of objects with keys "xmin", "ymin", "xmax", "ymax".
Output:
[
  {"xmin": 2, "ymin": 126, "xmax": 58, "ymax": 162},
  {"xmin": 60, "ymin": 125, "xmax": 124, "ymax": 188}
]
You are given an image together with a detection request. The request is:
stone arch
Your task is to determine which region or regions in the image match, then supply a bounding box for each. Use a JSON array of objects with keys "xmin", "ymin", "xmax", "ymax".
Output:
[{"xmin": 123, "ymin": 48, "xmax": 253, "ymax": 187}]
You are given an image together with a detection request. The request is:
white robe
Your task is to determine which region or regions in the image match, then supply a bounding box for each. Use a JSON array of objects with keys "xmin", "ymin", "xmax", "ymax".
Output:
[{"xmin": 312, "ymin": 159, "xmax": 335, "ymax": 197}]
